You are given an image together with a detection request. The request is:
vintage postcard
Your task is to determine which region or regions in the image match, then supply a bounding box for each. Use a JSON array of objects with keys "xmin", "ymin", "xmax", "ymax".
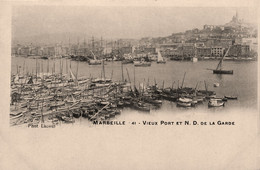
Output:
[{"xmin": 0, "ymin": 0, "xmax": 259, "ymax": 169}]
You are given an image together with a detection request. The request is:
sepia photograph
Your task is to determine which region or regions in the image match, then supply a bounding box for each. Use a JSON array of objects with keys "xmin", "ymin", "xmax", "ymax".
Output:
[
  {"xmin": 10, "ymin": 6, "xmax": 258, "ymax": 127},
  {"xmin": 1, "ymin": 1, "xmax": 259, "ymax": 169}
]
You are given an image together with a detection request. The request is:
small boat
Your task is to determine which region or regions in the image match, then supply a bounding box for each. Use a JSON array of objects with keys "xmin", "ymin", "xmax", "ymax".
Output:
[
  {"xmin": 211, "ymin": 97, "xmax": 228, "ymax": 102},
  {"xmin": 134, "ymin": 60, "xmax": 151, "ymax": 67},
  {"xmin": 213, "ymin": 46, "xmax": 233, "ymax": 74},
  {"xmin": 143, "ymin": 97, "xmax": 162, "ymax": 105},
  {"xmin": 213, "ymin": 70, "xmax": 233, "ymax": 74},
  {"xmin": 133, "ymin": 102, "xmax": 150, "ymax": 112},
  {"xmin": 177, "ymin": 102, "xmax": 192, "ymax": 107},
  {"xmin": 178, "ymin": 97, "xmax": 192, "ymax": 103},
  {"xmin": 122, "ymin": 59, "xmax": 134, "ymax": 64},
  {"xmin": 208, "ymin": 100, "xmax": 225, "ymax": 107},
  {"xmin": 89, "ymin": 51, "xmax": 102, "ymax": 65},
  {"xmin": 224, "ymin": 96, "xmax": 238, "ymax": 100},
  {"xmin": 206, "ymin": 94, "xmax": 217, "ymax": 99},
  {"xmin": 157, "ymin": 51, "xmax": 166, "ymax": 64},
  {"xmin": 161, "ymin": 94, "xmax": 178, "ymax": 102},
  {"xmin": 100, "ymin": 101, "xmax": 110, "ymax": 105},
  {"xmin": 61, "ymin": 116, "xmax": 75, "ymax": 123},
  {"xmin": 41, "ymin": 56, "xmax": 48, "ymax": 60},
  {"xmin": 89, "ymin": 59, "xmax": 102, "ymax": 65},
  {"xmin": 214, "ymin": 83, "xmax": 220, "ymax": 87}
]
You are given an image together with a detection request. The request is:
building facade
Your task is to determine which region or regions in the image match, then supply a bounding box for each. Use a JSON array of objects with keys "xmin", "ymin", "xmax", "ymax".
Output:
[{"xmin": 211, "ymin": 46, "xmax": 225, "ymax": 57}]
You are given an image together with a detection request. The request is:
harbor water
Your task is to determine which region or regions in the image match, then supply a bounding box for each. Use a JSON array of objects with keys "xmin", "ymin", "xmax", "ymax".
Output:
[{"xmin": 11, "ymin": 57, "xmax": 258, "ymax": 127}]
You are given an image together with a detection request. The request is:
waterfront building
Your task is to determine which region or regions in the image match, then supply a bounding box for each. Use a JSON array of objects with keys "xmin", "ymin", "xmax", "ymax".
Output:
[
  {"xmin": 162, "ymin": 49, "xmax": 181, "ymax": 58},
  {"xmin": 242, "ymin": 38, "xmax": 258, "ymax": 52},
  {"xmin": 182, "ymin": 43, "xmax": 195, "ymax": 57},
  {"xmin": 211, "ymin": 46, "xmax": 225, "ymax": 57},
  {"xmin": 196, "ymin": 47, "xmax": 211, "ymax": 57},
  {"xmin": 228, "ymin": 44, "xmax": 250, "ymax": 57},
  {"xmin": 160, "ymin": 43, "xmax": 179, "ymax": 51}
]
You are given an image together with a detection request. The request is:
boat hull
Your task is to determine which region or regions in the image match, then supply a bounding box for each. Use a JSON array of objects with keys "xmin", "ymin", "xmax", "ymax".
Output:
[
  {"xmin": 89, "ymin": 60, "xmax": 102, "ymax": 65},
  {"xmin": 157, "ymin": 61, "xmax": 166, "ymax": 64},
  {"xmin": 177, "ymin": 102, "xmax": 192, "ymax": 107},
  {"xmin": 134, "ymin": 63, "xmax": 151, "ymax": 67},
  {"xmin": 213, "ymin": 70, "xmax": 233, "ymax": 74},
  {"xmin": 224, "ymin": 96, "xmax": 238, "ymax": 100}
]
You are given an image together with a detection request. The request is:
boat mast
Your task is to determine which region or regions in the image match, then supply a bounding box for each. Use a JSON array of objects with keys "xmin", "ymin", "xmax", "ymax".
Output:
[
  {"xmin": 23, "ymin": 61, "xmax": 25, "ymax": 76},
  {"xmin": 181, "ymin": 72, "xmax": 186, "ymax": 89},
  {"xmin": 121, "ymin": 61, "xmax": 124, "ymax": 82},
  {"xmin": 47, "ymin": 59, "xmax": 49, "ymax": 74},
  {"xmin": 84, "ymin": 37, "xmax": 86, "ymax": 57},
  {"xmin": 92, "ymin": 36, "xmax": 94, "ymax": 54},
  {"xmin": 216, "ymin": 46, "xmax": 231, "ymax": 70},
  {"xmin": 102, "ymin": 60, "xmax": 106, "ymax": 80},
  {"xmin": 53, "ymin": 60, "xmax": 56, "ymax": 74},
  {"xmin": 36, "ymin": 59, "xmax": 38, "ymax": 81},
  {"xmin": 41, "ymin": 60, "xmax": 43, "ymax": 74},
  {"xmin": 126, "ymin": 68, "xmax": 131, "ymax": 83},
  {"xmin": 76, "ymin": 61, "xmax": 79, "ymax": 80},
  {"xmin": 69, "ymin": 37, "xmax": 71, "ymax": 55},
  {"xmin": 66, "ymin": 59, "xmax": 68, "ymax": 74},
  {"xmin": 110, "ymin": 70, "xmax": 113, "ymax": 80},
  {"xmin": 60, "ymin": 58, "xmax": 62, "ymax": 76},
  {"xmin": 134, "ymin": 66, "xmax": 136, "ymax": 88}
]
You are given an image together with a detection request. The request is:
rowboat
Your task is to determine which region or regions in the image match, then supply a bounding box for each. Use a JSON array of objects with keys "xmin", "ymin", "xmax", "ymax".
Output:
[
  {"xmin": 178, "ymin": 97, "xmax": 192, "ymax": 103},
  {"xmin": 132, "ymin": 102, "xmax": 150, "ymax": 112},
  {"xmin": 61, "ymin": 116, "xmax": 75, "ymax": 123},
  {"xmin": 214, "ymin": 83, "xmax": 220, "ymax": 87},
  {"xmin": 224, "ymin": 96, "xmax": 238, "ymax": 100},
  {"xmin": 208, "ymin": 100, "xmax": 225, "ymax": 107},
  {"xmin": 176, "ymin": 102, "xmax": 192, "ymax": 107},
  {"xmin": 134, "ymin": 60, "xmax": 151, "ymax": 67}
]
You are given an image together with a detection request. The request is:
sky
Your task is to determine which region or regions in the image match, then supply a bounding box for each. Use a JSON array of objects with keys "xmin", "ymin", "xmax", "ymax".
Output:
[{"xmin": 12, "ymin": 6, "xmax": 257, "ymax": 43}]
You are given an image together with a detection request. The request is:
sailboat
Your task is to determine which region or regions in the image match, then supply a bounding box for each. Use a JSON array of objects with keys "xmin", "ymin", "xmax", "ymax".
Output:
[
  {"xmin": 89, "ymin": 50, "xmax": 102, "ymax": 65},
  {"xmin": 157, "ymin": 51, "xmax": 166, "ymax": 64},
  {"xmin": 213, "ymin": 46, "xmax": 233, "ymax": 74}
]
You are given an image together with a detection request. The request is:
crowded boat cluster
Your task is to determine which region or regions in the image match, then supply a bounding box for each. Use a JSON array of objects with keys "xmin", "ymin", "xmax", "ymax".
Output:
[{"xmin": 10, "ymin": 61, "xmax": 238, "ymax": 127}]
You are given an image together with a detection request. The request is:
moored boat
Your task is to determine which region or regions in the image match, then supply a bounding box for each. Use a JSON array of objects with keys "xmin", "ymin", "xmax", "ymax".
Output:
[
  {"xmin": 224, "ymin": 96, "xmax": 238, "ymax": 100},
  {"xmin": 132, "ymin": 101, "xmax": 150, "ymax": 112},
  {"xmin": 157, "ymin": 51, "xmax": 166, "ymax": 64},
  {"xmin": 208, "ymin": 100, "xmax": 225, "ymax": 107},
  {"xmin": 134, "ymin": 60, "xmax": 151, "ymax": 67},
  {"xmin": 176, "ymin": 102, "xmax": 192, "ymax": 107},
  {"xmin": 214, "ymin": 83, "xmax": 220, "ymax": 87},
  {"xmin": 213, "ymin": 46, "xmax": 233, "ymax": 75}
]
